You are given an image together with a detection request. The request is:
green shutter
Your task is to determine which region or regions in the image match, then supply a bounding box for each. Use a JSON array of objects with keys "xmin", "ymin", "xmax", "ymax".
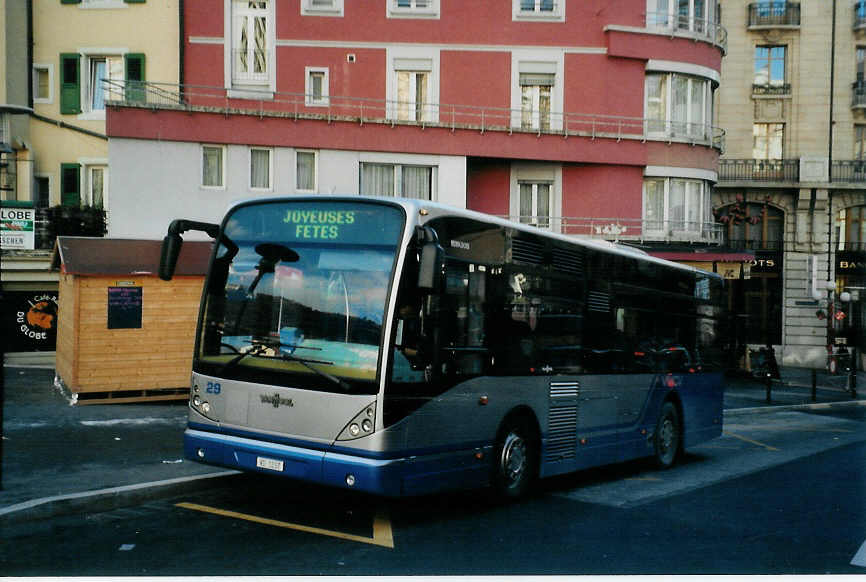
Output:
[
  {"xmin": 124, "ymin": 53, "xmax": 146, "ymax": 103},
  {"xmin": 59, "ymin": 53, "xmax": 81, "ymax": 115},
  {"xmin": 60, "ymin": 163, "xmax": 81, "ymax": 207},
  {"xmin": 61, "ymin": 0, "xmax": 82, "ymax": 4},
  {"xmin": 124, "ymin": 0, "xmax": 146, "ymax": 3}
]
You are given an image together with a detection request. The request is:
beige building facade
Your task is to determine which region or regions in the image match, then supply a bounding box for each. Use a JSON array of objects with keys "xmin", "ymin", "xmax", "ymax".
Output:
[
  {"xmin": 29, "ymin": 0, "xmax": 179, "ymax": 212},
  {"xmin": 716, "ymin": 0, "xmax": 866, "ymax": 368}
]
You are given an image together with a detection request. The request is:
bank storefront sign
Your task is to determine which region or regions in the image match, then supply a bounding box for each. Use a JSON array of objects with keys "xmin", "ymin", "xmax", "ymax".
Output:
[{"xmin": 1, "ymin": 203, "xmax": 36, "ymax": 250}]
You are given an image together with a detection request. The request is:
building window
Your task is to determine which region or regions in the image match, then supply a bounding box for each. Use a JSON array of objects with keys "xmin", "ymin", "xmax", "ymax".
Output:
[
  {"xmin": 305, "ymin": 67, "xmax": 329, "ymax": 106},
  {"xmin": 520, "ymin": 73, "xmax": 553, "ymax": 131},
  {"xmin": 296, "ymin": 150, "xmax": 317, "ymax": 192},
  {"xmin": 301, "ymin": 0, "xmax": 343, "ymax": 16},
  {"xmin": 396, "ymin": 70, "xmax": 430, "ymax": 122},
  {"xmin": 513, "ymin": 0, "xmax": 564, "ymax": 21},
  {"xmin": 388, "ymin": 52, "xmax": 438, "ymax": 123},
  {"xmin": 518, "ymin": 181, "xmax": 551, "ymax": 227},
  {"xmin": 33, "ymin": 64, "xmax": 53, "ymax": 104},
  {"xmin": 35, "ymin": 176, "xmax": 51, "ymax": 208},
  {"xmin": 753, "ymin": 123, "xmax": 784, "ymax": 159},
  {"xmin": 754, "ymin": 45, "xmax": 787, "ymax": 94},
  {"xmin": 645, "ymin": 72, "xmax": 712, "ymax": 141},
  {"xmin": 202, "ymin": 145, "xmax": 225, "ymax": 188},
  {"xmin": 838, "ymin": 206, "xmax": 866, "ymax": 249},
  {"xmin": 250, "ymin": 147, "xmax": 272, "ymax": 190},
  {"xmin": 648, "ymin": 0, "xmax": 716, "ymax": 32},
  {"xmin": 857, "ymin": 126, "xmax": 866, "ymax": 160},
  {"xmin": 388, "ymin": 0, "xmax": 439, "ymax": 18},
  {"xmin": 85, "ymin": 165, "xmax": 107, "ymax": 209},
  {"xmin": 360, "ymin": 162, "xmax": 434, "ymax": 200},
  {"xmin": 643, "ymin": 177, "xmax": 712, "ymax": 235},
  {"xmin": 232, "ymin": 0, "xmax": 270, "ymax": 85},
  {"xmin": 86, "ymin": 55, "xmax": 124, "ymax": 112}
]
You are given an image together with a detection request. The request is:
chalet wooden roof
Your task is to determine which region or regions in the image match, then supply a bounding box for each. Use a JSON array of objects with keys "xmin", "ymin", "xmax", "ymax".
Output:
[{"xmin": 52, "ymin": 237, "xmax": 212, "ymax": 276}]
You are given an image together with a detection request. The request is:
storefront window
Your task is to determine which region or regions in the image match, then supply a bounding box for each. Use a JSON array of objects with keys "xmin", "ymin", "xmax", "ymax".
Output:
[{"xmin": 717, "ymin": 199, "xmax": 784, "ymax": 345}]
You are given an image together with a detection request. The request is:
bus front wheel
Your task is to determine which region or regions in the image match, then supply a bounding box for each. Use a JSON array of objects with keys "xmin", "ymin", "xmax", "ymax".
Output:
[
  {"xmin": 492, "ymin": 415, "xmax": 538, "ymax": 499},
  {"xmin": 653, "ymin": 401, "xmax": 681, "ymax": 469}
]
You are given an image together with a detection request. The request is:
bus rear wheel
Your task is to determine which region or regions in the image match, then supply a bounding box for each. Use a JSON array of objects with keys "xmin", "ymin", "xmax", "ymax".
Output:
[
  {"xmin": 653, "ymin": 401, "xmax": 681, "ymax": 469},
  {"xmin": 492, "ymin": 415, "xmax": 538, "ymax": 499}
]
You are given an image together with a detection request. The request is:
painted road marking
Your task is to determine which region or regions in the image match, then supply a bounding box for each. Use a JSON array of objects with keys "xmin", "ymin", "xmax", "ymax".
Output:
[
  {"xmin": 852, "ymin": 539, "xmax": 866, "ymax": 568},
  {"xmin": 176, "ymin": 502, "xmax": 394, "ymax": 549},
  {"xmin": 722, "ymin": 431, "xmax": 780, "ymax": 451}
]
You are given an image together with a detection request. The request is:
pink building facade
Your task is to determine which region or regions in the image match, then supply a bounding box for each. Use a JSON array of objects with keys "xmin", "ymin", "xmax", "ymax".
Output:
[{"xmin": 106, "ymin": 0, "xmax": 725, "ymax": 245}]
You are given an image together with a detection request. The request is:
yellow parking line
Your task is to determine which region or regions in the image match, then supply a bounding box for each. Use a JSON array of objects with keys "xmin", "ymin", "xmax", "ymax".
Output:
[
  {"xmin": 176, "ymin": 502, "xmax": 394, "ymax": 549},
  {"xmin": 722, "ymin": 431, "xmax": 780, "ymax": 451}
]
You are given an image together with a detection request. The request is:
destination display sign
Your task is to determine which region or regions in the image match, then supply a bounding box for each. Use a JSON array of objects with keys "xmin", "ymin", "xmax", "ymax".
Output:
[
  {"xmin": 228, "ymin": 201, "xmax": 404, "ymax": 246},
  {"xmin": 282, "ymin": 209, "xmax": 358, "ymax": 240}
]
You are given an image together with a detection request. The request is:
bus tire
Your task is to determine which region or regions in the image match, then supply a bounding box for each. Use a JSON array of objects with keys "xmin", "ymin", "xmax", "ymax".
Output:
[
  {"xmin": 492, "ymin": 414, "xmax": 538, "ymax": 499},
  {"xmin": 653, "ymin": 401, "xmax": 681, "ymax": 469}
]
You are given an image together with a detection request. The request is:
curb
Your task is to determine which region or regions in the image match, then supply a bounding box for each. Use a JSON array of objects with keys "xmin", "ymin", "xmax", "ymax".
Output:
[
  {"xmin": 0, "ymin": 470, "xmax": 240, "ymax": 526},
  {"xmin": 724, "ymin": 399, "xmax": 866, "ymax": 417}
]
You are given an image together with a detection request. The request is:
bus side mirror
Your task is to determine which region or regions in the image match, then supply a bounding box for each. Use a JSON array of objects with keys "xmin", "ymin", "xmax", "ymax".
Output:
[
  {"xmin": 417, "ymin": 241, "xmax": 443, "ymax": 293},
  {"xmin": 159, "ymin": 232, "xmax": 183, "ymax": 281}
]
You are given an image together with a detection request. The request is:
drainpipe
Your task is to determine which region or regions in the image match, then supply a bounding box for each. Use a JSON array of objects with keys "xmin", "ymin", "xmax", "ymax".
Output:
[{"xmin": 178, "ymin": 0, "xmax": 185, "ymax": 102}]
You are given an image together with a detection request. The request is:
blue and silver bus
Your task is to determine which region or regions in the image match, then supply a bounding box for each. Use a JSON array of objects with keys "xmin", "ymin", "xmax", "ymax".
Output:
[{"xmin": 159, "ymin": 196, "xmax": 725, "ymax": 498}]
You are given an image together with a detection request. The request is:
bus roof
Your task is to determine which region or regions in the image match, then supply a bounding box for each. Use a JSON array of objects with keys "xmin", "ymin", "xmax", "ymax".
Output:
[{"xmin": 224, "ymin": 195, "xmax": 722, "ymax": 281}]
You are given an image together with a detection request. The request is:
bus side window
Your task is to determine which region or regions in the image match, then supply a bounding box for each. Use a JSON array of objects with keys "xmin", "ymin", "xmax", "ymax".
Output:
[{"xmin": 439, "ymin": 261, "xmax": 486, "ymax": 376}]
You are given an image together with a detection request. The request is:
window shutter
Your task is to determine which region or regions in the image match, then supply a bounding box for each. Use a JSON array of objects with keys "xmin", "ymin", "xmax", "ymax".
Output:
[
  {"xmin": 60, "ymin": 0, "xmax": 81, "ymax": 4},
  {"xmin": 124, "ymin": 0, "xmax": 146, "ymax": 3},
  {"xmin": 124, "ymin": 53, "xmax": 146, "ymax": 103},
  {"xmin": 60, "ymin": 163, "xmax": 81, "ymax": 207},
  {"xmin": 59, "ymin": 53, "xmax": 81, "ymax": 114}
]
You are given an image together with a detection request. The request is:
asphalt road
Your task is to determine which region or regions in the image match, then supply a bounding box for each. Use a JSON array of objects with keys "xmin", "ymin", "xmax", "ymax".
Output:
[{"xmin": 1, "ymin": 406, "xmax": 865, "ymax": 576}]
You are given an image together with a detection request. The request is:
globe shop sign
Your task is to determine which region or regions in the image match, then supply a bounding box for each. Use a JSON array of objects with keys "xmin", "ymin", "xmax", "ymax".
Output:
[{"xmin": 0, "ymin": 205, "xmax": 36, "ymax": 250}]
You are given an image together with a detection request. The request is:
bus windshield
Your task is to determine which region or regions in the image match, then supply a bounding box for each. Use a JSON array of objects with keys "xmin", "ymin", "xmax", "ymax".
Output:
[{"xmin": 195, "ymin": 200, "xmax": 405, "ymax": 394}]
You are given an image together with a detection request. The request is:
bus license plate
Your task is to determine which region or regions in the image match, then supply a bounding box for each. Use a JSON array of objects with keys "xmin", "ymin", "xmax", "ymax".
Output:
[{"xmin": 256, "ymin": 456, "xmax": 284, "ymax": 472}]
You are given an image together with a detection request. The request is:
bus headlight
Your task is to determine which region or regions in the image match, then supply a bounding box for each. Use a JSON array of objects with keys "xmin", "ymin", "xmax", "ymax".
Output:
[{"xmin": 337, "ymin": 402, "xmax": 377, "ymax": 441}]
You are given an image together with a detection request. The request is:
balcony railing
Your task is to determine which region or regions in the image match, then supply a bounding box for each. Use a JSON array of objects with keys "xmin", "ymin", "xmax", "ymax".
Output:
[
  {"xmin": 856, "ymin": 1, "xmax": 866, "ymax": 29},
  {"xmin": 105, "ymin": 81, "xmax": 726, "ymax": 150},
  {"xmin": 747, "ymin": 2, "xmax": 800, "ymax": 27},
  {"xmin": 644, "ymin": 12, "xmax": 728, "ymax": 52},
  {"xmin": 831, "ymin": 160, "xmax": 866, "ymax": 182},
  {"xmin": 752, "ymin": 83, "xmax": 791, "ymax": 96},
  {"xmin": 719, "ymin": 159, "xmax": 800, "ymax": 182},
  {"xmin": 498, "ymin": 216, "xmax": 724, "ymax": 245}
]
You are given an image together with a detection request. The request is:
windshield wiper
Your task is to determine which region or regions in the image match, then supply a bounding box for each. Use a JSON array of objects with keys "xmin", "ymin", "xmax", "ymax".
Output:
[{"xmin": 218, "ymin": 339, "xmax": 351, "ymax": 391}]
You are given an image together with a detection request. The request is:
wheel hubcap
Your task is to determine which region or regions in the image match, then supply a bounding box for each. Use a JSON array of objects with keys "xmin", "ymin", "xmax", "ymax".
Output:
[
  {"xmin": 659, "ymin": 417, "xmax": 676, "ymax": 457},
  {"xmin": 500, "ymin": 432, "xmax": 527, "ymax": 485}
]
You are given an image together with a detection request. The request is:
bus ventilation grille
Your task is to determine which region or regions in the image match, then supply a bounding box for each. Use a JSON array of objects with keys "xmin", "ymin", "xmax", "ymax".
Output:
[
  {"xmin": 547, "ymin": 381, "xmax": 579, "ymax": 462},
  {"xmin": 587, "ymin": 291, "xmax": 610, "ymax": 313},
  {"xmin": 511, "ymin": 238, "xmax": 545, "ymax": 265},
  {"xmin": 552, "ymin": 247, "xmax": 584, "ymax": 275}
]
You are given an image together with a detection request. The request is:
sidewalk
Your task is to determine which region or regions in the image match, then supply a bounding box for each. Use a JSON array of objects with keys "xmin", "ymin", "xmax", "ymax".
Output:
[{"xmin": 1, "ymin": 365, "xmax": 864, "ymax": 524}]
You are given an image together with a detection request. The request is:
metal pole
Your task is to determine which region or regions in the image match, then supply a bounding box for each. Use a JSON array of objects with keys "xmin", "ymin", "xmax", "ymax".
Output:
[{"xmin": 812, "ymin": 368, "xmax": 817, "ymax": 402}]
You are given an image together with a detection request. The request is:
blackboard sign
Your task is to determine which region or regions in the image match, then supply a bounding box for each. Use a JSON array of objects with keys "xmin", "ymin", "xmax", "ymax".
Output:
[{"xmin": 108, "ymin": 287, "xmax": 142, "ymax": 329}]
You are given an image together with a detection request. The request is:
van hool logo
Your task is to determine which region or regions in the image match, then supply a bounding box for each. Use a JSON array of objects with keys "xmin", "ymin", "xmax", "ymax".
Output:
[{"xmin": 260, "ymin": 393, "xmax": 294, "ymax": 409}]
